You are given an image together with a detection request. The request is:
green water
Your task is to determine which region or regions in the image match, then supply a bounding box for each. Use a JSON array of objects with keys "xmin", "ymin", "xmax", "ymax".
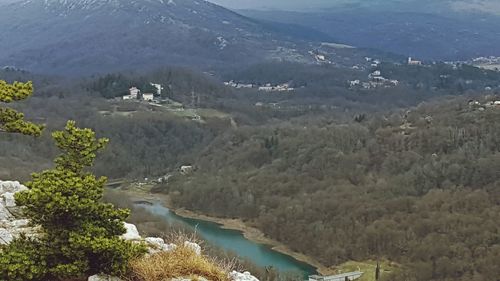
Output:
[{"xmin": 139, "ymin": 203, "xmax": 317, "ymax": 278}]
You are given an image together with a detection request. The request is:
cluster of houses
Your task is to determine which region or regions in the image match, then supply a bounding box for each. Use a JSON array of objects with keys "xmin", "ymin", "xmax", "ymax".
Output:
[
  {"xmin": 258, "ymin": 83, "xmax": 295, "ymax": 92},
  {"xmin": 365, "ymin": 57, "xmax": 381, "ymax": 68},
  {"xmin": 224, "ymin": 81, "xmax": 295, "ymax": 92},
  {"xmin": 309, "ymin": 51, "xmax": 333, "ymax": 64},
  {"xmin": 156, "ymin": 165, "xmax": 194, "ymax": 184},
  {"xmin": 224, "ymin": 81, "xmax": 254, "ymax": 89},
  {"xmin": 122, "ymin": 83, "xmax": 163, "ymax": 102},
  {"xmin": 471, "ymin": 56, "xmax": 500, "ymax": 64},
  {"xmin": 467, "ymin": 56, "xmax": 500, "ymax": 71},
  {"xmin": 349, "ymin": 70, "xmax": 400, "ymax": 90},
  {"xmin": 468, "ymin": 99, "xmax": 500, "ymax": 111}
]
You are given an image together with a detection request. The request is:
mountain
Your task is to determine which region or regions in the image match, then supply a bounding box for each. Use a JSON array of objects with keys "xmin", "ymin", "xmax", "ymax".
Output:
[
  {"xmin": 213, "ymin": 0, "xmax": 500, "ymax": 15},
  {"xmin": 0, "ymin": 0, "xmax": 316, "ymax": 75},
  {"xmin": 240, "ymin": 7, "xmax": 500, "ymax": 60}
]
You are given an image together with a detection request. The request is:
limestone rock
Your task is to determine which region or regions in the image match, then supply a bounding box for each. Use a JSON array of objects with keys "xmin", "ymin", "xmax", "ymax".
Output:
[
  {"xmin": 0, "ymin": 181, "xmax": 27, "ymax": 194},
  {"xmin": 88, "ymin": 274, "xmax": 123, "ymax": 281},
  {"xmin": 184, "ymin": 241, "xmax": 201, "ymax": 255},
  {"xmin": 0, "ymin": 180, "xmax": 35, "ymax": 245},
  {"xmin": 120, "ymin": 222, "xmax": 141, "ymax": 241},
  {"xmin": 0, "ymin": 201, "xmax": 13, "ymax": 220},
  {"xmin": 0, "ymin": 228, "xmax": 14, "ymax": 244},
  {"xmin": 145, "ymin": 237, "xmax": 177, "ymax": 254},
  {"xmin": 2, "ymin": 192, "xmax": 16, "ymax": 207},
  {"xmin": 7, "ymin": 219, "xmax": 30, "ymax": 228},
  {"xmin": 230, "ymin": 271, "xmax": 260, "ymax": 281}
]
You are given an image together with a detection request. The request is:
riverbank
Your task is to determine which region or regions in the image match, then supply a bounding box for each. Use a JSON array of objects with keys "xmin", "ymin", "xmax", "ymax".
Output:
[
  {"xmin": 171, "ymin": 207, "xmax": 333, "ymax": 276},
  {"xmin": 120, "ymin": 189, "xmax": 332, "ymax": 276}
]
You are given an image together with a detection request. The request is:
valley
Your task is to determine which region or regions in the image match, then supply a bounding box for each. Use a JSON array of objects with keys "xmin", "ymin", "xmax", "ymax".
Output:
[
  {"xmin": 1, "ymin": 0, "xmax": 500, "ymax": 280},
  {"xmin": 2, "ymin": 62, "xmax": 500, "ymax": 280}
]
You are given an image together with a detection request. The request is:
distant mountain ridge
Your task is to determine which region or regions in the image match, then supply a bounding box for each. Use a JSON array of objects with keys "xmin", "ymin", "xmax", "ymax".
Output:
[
  {"xmin": 211, "ymin": 0, "xmax": 500, "ymax": 15},
  {"xmin": 0, "ymin": 0, "xmax": 314, "ymax": 75},
  {"xmin": 240, "ymin": 8, "xmax": 500, "ymax": 60}
]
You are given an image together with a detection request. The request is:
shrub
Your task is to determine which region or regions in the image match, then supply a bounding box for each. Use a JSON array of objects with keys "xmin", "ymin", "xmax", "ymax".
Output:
[{"xmin": 0, "ymin": 235, "xmax": 47, "ymax": 281}]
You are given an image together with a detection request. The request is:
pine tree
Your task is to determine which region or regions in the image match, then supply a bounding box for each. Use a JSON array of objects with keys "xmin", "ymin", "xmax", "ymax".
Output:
[
  {"xmin": 1, "ymin": 121, "xmax": 145, "ymax": 280},
  {"xmin": 0, "ymin": 80, "xmax": 44, "ymax": 136}
]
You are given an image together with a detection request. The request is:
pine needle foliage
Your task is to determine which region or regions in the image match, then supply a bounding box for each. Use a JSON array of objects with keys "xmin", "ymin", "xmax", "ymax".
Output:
[
  {"xmin": 1, "ymin": 121, "xmax": 146, "ymax": 281},
  {"xmin": 0, "ymin": 80, "xmax": 44, "ymax": 136}
]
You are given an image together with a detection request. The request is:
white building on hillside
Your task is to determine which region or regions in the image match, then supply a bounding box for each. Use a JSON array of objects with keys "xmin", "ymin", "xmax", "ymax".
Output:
[
  {"xmin": 349, "ymin": 80, "xmax": 361, "ymax": 87},
  {"xmin": 129, "ymin": 87, "xmax": 140, "ymax": 99},
  {"xmin": 142, "ymin": 93, "xmax": 154, "ymax": 101},
  {"xmin": 408, "ymin": 57, "xmax": 422, "ymax": 65}
]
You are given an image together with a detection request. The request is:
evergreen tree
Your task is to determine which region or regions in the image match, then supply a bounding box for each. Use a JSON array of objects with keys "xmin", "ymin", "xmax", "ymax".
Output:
[
  {"xmin": 0, "ymin": 80, "xmax": 44, "ymax": 136},
  {"xmin": 1, "ymin": 121, "xmax": 145, "ymax": 280}
]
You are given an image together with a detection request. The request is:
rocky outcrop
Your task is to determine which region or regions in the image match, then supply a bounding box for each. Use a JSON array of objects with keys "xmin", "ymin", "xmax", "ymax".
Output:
[
  {"xmin": 230, "ymin": 271, "xmax": 260, "ymax": 281},
  {"xmin": 0, "ymin": 180, "xmax": 36, "ymax": 245},
  {"xmin": 120, "ymin": 222, "xmax": 142, "ymax": 241},
  {"xmin": 88, "ymin": 271, "xmax": 262, "ymax": 281},
  {"xmin": 88, "ymin": 222, "xmax": 261, "ymax": 281},
  {"xmin": 0, "ymin": 180, "xmax": 258, "ymax": 281},
  {"xmin": 184, "ymin": 241, "xmax": 201, "ymax": 255},
  {"xmin": 87, "ymin": 275, "xmax": 123, "ymax": 281},
  {"xmin": 145, "ymin": 237, "xmax": 177, "ymax": 253}
]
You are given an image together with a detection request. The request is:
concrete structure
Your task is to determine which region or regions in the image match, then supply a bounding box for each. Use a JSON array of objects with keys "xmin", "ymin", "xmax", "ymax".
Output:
[
  {"xmin": 408, "ymin": 57, "xmax": 422, "ymax": 65},
  {"xmin": 349, "ymin": 80, "xmax": 361, "ymax": 87},
  {"xmin": 258, "ymin": 83, "xmax": 294, "ymax": 92},
  {"xmin": 224, "ymin": 81, "xmax": 255, "ymax": 89},
  {"xmin": 123, "ymin": 87, "xmax": 141, "ymax": 100},
  {"xmin": 309, "ymin": 271, "xmax": 363, "ymax": 281},
  {"xmin": 316, "ymin": 54, "xmax": 326, "ymax": 61},
  {"xmin": 180, "ymin": 165, "xmax": 194, "ymax": 175},
  {"xmin": 129, "ymin": 87, "xmax": 140, "ymax": 99},
  {"xmin": 142, "ymin": 93, "xmax": 154, "ymax": 101},
  {"xmin": 258, "ymin": 86, "xmax": 274, "ymax": 92},
  {"xmin": 236, "ymin": 84, "xmax": 254, "ymax": 89}
]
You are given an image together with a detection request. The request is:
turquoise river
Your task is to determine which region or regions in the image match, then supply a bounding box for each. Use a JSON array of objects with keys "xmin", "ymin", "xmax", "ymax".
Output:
[{"xmin": 138, "ymin": 203, "xmax": 317, "ymax": 279}]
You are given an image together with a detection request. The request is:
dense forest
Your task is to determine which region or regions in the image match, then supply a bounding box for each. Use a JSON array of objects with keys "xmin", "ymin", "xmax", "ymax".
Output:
[
  {"xmin": 1, "ymin": 65, "xmax": 500, "ymax": 280},
  {"xmin": 165, "ymin": 98, "xmax": 500, "ymax": 281}
]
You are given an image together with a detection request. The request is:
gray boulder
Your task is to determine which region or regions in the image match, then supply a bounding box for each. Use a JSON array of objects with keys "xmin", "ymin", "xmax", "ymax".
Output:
[
  {"xmin": 88, "ymin": 274, "xmax": 123, "ymax": 281},
  {"xmin": 230, "ymin": 271, "xmax": 260, "ymax": 281},
  {"xmin": 184, "ymin": 241, "xmax": 202, "ymax": 255},
  {"xmin": 0, "ymin": 180, "xmax": 35, "ymax": 245},
  {"xmin": 120, "ymin": 222, "xmax": 141, "ymax": 241},
  {"xmin": 145, "ymin": 237, "xmax": 177, "ymax": 254}
]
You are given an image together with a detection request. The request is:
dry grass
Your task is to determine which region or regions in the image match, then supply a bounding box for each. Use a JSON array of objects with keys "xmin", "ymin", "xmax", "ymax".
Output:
[
  {"xmin": 127, "ymin": 233, "xmax": 233, "ymax": 281},
  {"xmin": 333, "ymin": 260, "xmax": 401, "ymax": 281}
]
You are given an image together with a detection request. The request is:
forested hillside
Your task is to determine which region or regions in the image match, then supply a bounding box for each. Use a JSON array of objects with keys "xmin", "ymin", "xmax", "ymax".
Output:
[
  {"xmin": 0, "ymin": 68, "xmax": 233, "ymax": 180},
  {"xmin": 2, "ymin": 66, "xmax": 500, "ymax": 280},
  {"xmin": 165, "ymin": 98, "xmax": 500, "ymax": 281}
]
